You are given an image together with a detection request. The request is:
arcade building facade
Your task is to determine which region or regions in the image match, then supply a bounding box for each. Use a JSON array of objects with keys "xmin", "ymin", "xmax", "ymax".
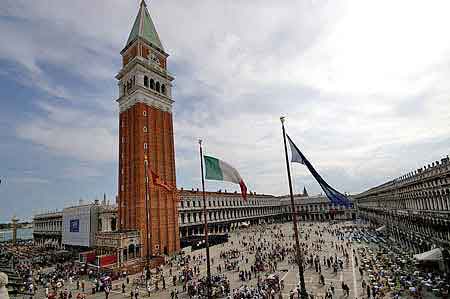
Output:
[{"xmin": 355, "ymin": 155, "xmax": 450, "ymax": 255}]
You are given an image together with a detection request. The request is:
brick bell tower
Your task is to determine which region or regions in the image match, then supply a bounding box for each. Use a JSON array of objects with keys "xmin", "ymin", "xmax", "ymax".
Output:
[{"xmin": 116, "ymin": 0, "xmax": 179, "ymax": 256}]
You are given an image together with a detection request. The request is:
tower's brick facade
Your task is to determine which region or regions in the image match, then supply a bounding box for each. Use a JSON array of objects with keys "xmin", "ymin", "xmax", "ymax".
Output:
[
  {"xmin": 118, "ymin": 103, "xmax": 179, "ymax": 255},
  {"xmin": 117, "ymin": 1, "xmax": 180, "ymax": 256}
]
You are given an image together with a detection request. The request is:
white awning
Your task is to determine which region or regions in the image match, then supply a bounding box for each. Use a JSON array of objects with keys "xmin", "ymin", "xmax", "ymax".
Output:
[
  {"xmin": 414, "ymin": 248, "xmax": 443, "ymax": 262},
  {"xmin": 375, "ymin": 225, "xmax": 386, "ymax": 232}
]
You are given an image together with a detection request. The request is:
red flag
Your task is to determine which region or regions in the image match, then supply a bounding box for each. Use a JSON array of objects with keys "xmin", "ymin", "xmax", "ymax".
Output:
[
  {"xmin": 239, "ymin": 180, "xmax": 247, "ymax": 201},
  {"xmin": 151, "ymin": 171, "xmax": 172, "ymax": 191}
]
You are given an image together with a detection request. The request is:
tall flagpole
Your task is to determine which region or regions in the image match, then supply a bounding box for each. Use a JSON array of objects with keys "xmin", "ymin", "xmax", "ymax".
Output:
[
  {"xmin": 199, "ymin": 139, "xmax": 212, "ymax": 299},
  {"xmin": 144, "ymin": 155, "xmax": 152, "ymax": 280},
  {"xmin": 280, "ymin": 116, "xmax": 308, "ymax": 299}
]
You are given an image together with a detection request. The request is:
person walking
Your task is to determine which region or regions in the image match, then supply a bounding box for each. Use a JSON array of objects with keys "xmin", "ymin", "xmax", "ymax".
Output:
[
  {"xmin": 343, "ymin": 284, "xmax": 350, "ymax": 297},
  {"xmin": 319, "ymin": 274, "xmax": 325, "ymax": 285},
  {"xmin": 147, "ymin": 283, "xmax": 151, "ymax": 296}
]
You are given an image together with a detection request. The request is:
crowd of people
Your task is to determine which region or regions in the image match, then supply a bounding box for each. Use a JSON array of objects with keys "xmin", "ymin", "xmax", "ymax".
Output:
[
  {"xmin": 0, "ymin": 243, "xmax": 73, "ymax": 269},
  {"xmin": 2, "ymin": 219, "xmax": 449, "ymax": 299},
  {"xmin": 356, "ymin": 242, "xmax": 449, "ymax": 298}
]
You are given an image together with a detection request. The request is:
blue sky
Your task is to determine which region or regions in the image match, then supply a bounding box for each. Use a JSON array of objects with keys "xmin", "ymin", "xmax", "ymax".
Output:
[{"xmin": 1, "ymin": 0, "xmax": 450, "ymax": 222}]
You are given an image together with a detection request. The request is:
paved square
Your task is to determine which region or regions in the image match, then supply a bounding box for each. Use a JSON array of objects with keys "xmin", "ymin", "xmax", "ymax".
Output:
[{"xmin": 27, "ymin": 221, "xmax": 374, "ymax": 299}]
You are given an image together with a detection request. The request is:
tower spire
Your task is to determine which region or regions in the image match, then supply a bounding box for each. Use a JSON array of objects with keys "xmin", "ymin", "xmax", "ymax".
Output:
[{"xmin": 125, "ymin": 0, "xmax": 164, "ymax": 51}]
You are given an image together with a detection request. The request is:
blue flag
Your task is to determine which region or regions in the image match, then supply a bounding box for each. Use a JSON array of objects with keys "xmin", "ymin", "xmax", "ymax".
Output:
[{"xmin": 287, "ymin": 134, "xmax": 351, "ymax": 207}]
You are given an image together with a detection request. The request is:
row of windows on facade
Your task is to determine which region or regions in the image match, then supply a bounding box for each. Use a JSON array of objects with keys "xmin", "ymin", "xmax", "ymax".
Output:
[
  {"xmin": 144, "ymin": 76, "xmax": 167, "ymax": 95},
  {"xmin": 287, "ymin": 203, "xmax": 349, "ymax": 212},
  {"xmin": 122, "ymin": 76, "xmax": 167, "ymax": 96},
  {"xmin": 34, "ymin": 221, "xmax": 62, "ymax": 230},
  {"xmin": 420, "ymin": 178, "xmax": 448, "ymax": 189},
  {"xmin": 393, "ymin": 177, "xmax": 449, "ymax": 195},
  {"xmin": 364, "ymin": 195, "xmax": 450, "ymax": 211},
  {"xmin": 360, "ymin": 195, "xmax": 449, "ymax": 209},
  {"xmin": 370, "ymin": 166, "xmax": 450, "ymax": 194},
  {"xmin": 180, "ymin": 208, "xmax": 279, "ymax": 223},
  {"xmin": 179, "ymin": 199, "xmax": 276, "ymax": 208},
  {"xmin": 396, "ymin": 188, "xmax": 450, "ymax": 201},
  {"xmin": 363, "ymin": 186, "xmax": 450, "ymax": 203}
]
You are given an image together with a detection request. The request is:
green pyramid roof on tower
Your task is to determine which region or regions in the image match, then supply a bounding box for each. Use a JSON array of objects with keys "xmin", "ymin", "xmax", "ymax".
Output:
[{"xmin": 126, "ymin": 0, "xmax": 164, "ymax": 52}]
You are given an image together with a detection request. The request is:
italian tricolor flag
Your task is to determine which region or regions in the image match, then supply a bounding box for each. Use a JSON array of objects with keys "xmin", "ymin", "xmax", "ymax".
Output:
[{"xmin": 204, "ymin": 155, "xmax": 248, "ymax": 200}]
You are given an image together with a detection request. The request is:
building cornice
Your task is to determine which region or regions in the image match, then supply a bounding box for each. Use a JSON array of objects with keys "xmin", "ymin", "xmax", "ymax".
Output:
[{"xmin": 117, "ymin": 88, "xmax": 173, "ymax": 113}]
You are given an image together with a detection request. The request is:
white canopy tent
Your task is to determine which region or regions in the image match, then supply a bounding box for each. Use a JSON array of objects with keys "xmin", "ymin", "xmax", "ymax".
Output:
[{"xmin": 414, "ymin": 248, "xmax": 443, "ymax": 262}]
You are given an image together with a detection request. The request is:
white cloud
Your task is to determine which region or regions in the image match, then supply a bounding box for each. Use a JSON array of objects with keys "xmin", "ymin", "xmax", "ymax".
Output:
[
  {"xmin": 2, "ymin": 0, "xmax": 450, "ymax": 198},
  {"xmin": 16, "ymin": 102, "xmax": 117, "ymax": 163}
]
